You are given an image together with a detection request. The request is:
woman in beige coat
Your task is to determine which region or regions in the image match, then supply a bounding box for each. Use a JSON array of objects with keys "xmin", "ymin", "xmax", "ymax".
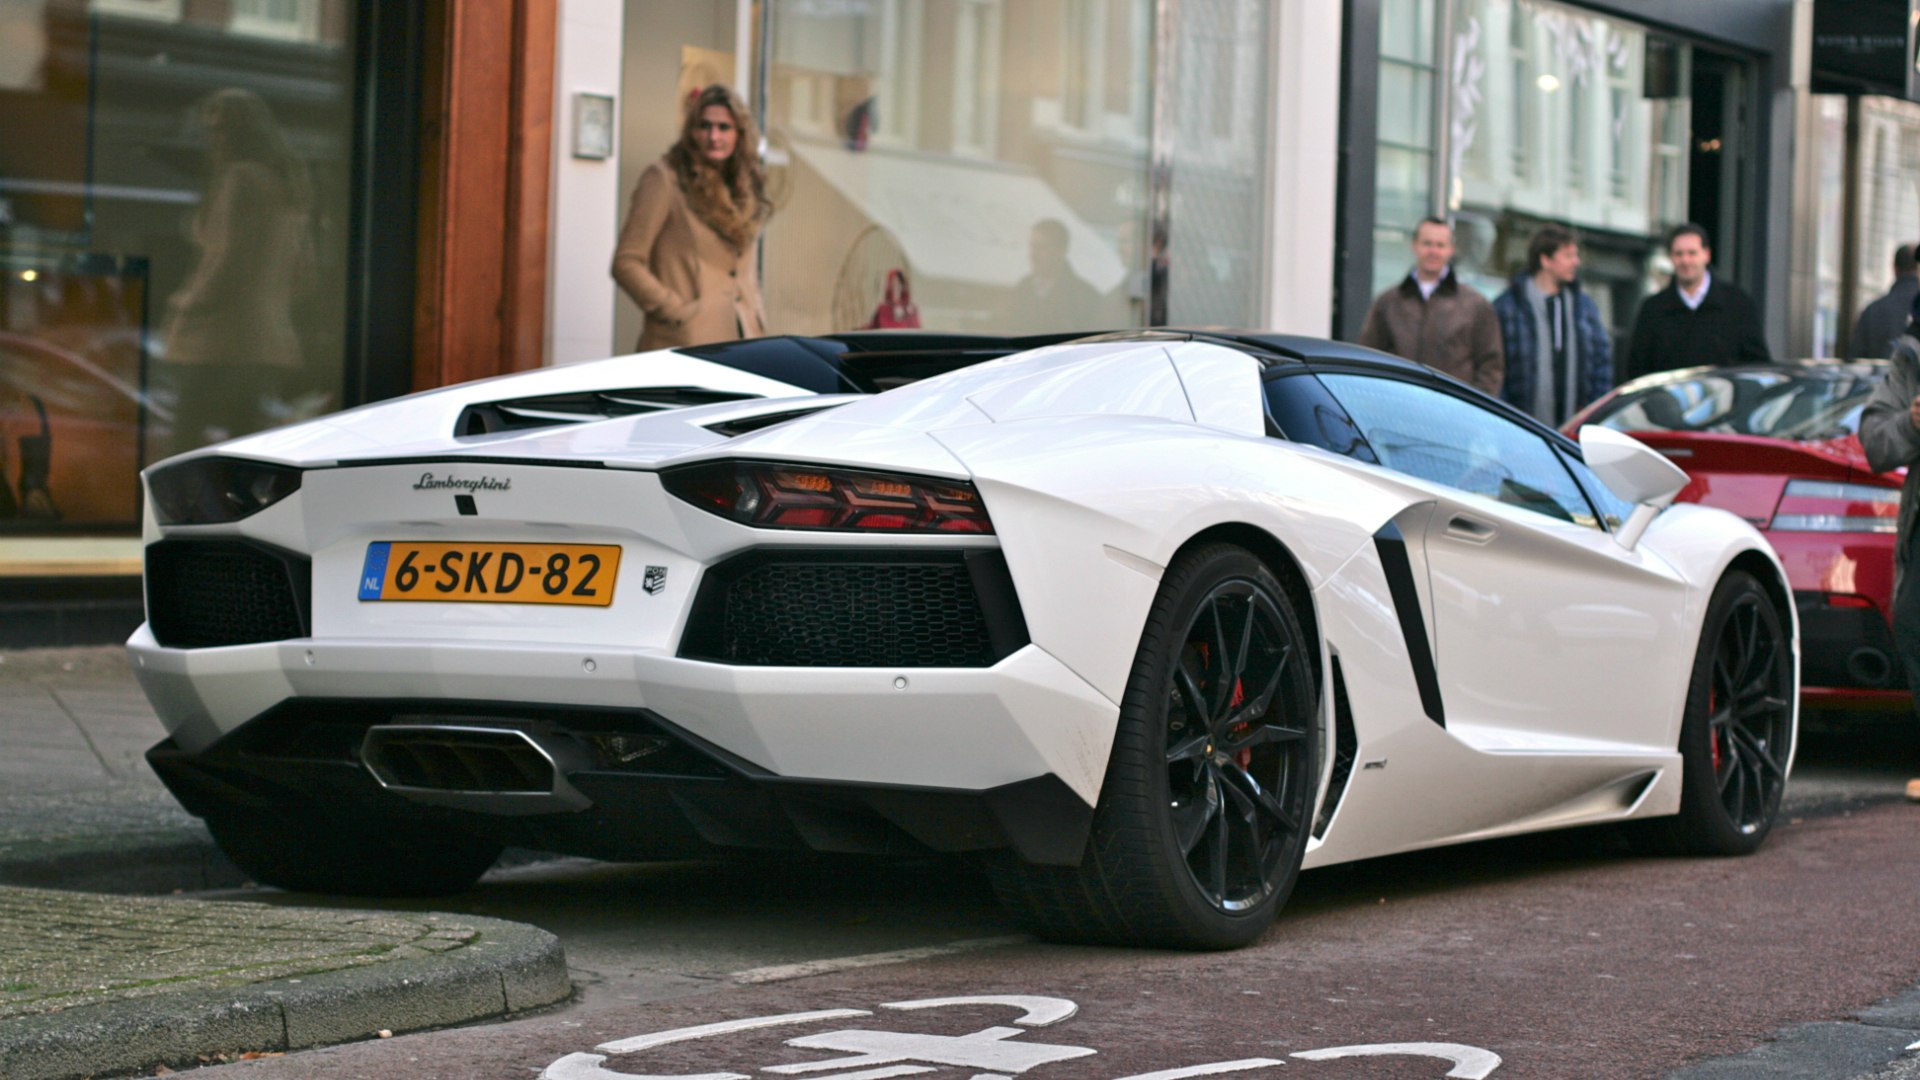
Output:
[{"xmin": 613, "ymin": 85, "xmax": 772, "ymax": 350}]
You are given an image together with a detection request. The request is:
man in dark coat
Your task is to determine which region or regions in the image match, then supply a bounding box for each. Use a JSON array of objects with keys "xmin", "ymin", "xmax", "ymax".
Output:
[
  {"xmin": 1859, "ymin": 292, "xmax": 1920, "ymax": 806},
  {"xmin": 1622, "ymin": 223, "xmax": 1770, "ymax": 382},
  {"xmin": 1358, "ymin": 216, "xmax": 1504, "ymax": 394},
  {"xmin": 1493, "ymin": 225, "xmax": 1614, "ymax": 425},
  {"xmin": 1852, "ymin": 243, "xmax": 1918, "ymax": 359}
]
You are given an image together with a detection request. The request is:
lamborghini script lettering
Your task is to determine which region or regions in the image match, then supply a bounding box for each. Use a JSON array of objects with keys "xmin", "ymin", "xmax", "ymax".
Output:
[{"xmin": 413, "ymin": 472, "xmax": 511, "ymax": 493}]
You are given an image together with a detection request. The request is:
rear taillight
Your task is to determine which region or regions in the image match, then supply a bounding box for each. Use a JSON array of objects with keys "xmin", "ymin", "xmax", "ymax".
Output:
[
  {"xmin": 1770, "ymin": 479, "xmax": 1899, "ymax": 533},
  {"xmin": 662, "ymin": 461, "xmax": 993, "ymax": 533}
]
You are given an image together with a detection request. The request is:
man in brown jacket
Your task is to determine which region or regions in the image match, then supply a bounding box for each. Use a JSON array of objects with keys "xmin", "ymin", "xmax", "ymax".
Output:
[{"xmin": 1358, "ymin": 217, "xmax": 1505, "ymax": 395}]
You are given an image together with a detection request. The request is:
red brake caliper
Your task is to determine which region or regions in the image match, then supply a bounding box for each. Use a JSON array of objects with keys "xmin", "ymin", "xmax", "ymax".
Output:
[{"xmin": 1230, "ymin": 679, "xmax": 1251, "ymax": 767}]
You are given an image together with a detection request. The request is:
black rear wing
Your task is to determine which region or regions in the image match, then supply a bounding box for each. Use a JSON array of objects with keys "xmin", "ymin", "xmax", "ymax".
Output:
[{"xmin": 678, "ymin": 331, "xmax": 1105, "ymax": 395}]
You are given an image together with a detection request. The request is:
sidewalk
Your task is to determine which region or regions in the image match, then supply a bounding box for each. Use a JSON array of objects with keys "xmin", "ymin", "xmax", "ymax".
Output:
[{"xmin": 0, "ymin": 646, "xmax": 572, "ymax": 1079}]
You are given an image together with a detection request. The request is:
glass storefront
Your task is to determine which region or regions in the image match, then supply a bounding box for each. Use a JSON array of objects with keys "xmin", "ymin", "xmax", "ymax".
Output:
[
  {"xmin": 0, "ymin": 0, "xmax": 357, "ymax": 554},
  {"xmin": 1371, "ymin": 0, "xmax": 1711, "ymax": 347},
  {"xmin": 607, "ymin": 0, "xmax": 1275, "ymax": 340},
  {"xmin": 762, "ymin": 0, "xmax": 1152, "ymax": 336},
  {"xmin": 1822, "ymin": 94, "xmax": 1920, "ymax": 359}
]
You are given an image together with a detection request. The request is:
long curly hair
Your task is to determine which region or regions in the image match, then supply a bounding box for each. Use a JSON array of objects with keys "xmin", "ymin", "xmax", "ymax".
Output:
[{"xmin": 666, "ymin": 85, "xmax": 771, "ymax": 252}]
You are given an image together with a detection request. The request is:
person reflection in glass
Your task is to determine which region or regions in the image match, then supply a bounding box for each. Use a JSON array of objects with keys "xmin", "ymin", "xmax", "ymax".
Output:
[
  {"xmin": 161, "ymin": 87, "xmax": 312, "ymax": 455},
  {"xmin": 1007, "ymin": 218, "xmax": 1101, "ymax": 334}
]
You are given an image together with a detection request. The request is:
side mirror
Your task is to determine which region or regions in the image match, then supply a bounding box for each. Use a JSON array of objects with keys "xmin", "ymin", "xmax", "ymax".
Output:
[{"xmin": 1578, "ymin": 425, "xmax": 1690, "ymax": 550}]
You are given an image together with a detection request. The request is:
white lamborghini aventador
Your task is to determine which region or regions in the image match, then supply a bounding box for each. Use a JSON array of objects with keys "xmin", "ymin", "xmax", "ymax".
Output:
[{"xmin": 130, "ymin": 331, "xmax": 1797, "ymax": 949}]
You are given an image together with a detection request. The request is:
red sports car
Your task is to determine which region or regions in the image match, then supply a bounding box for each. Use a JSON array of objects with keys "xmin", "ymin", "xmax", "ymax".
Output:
[{"xmin": 1568, "ymin": 360, "xmax": 1903, "ymax": 712}]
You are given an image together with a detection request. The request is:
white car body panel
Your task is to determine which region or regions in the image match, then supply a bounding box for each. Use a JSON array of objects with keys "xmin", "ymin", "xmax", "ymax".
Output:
[
  {"xmin": 130, "ymin": 333, "xmax": 1798, "ymax": 877},
  {"xmin": 185, "ymin": 349, "xmax": 814, "ymax": 467}
]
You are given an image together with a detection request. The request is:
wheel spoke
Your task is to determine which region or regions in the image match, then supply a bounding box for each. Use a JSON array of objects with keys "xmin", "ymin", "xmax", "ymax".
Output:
[
  {"xmin": 1207, "ymin": 602, "xmax": 1233, "ymax": 718},
  {"xmin": 1173, "ymin": 662, "xmax": 1210, "ymax": 731},
  {"xmin": 1208, "ymin": 794, "xmax": 1230, "ymax": 900},
  {"xmin": 1727, "ymin": 724, "xmax": 1784, "ymax": 780},
  {"xmin": 1166, "ymin": 731, "xmax": 1210, "ymax": 767},
  {"xmin": 1723, "ymin": 747, "xmax": 1748, "ymax": 810},
  {"xmin": 1735, "ymin": 693, "xmax": 1787, "ymax": 721},
  {"xmin": 1220, "ymin": 762, "xmax": 1301, "ymax": 835},
  {"xmin": 1231, "ymin": 594, "xmax": 1257, "ymax": 684},
  {"xmin": 1734, "ymin": 603, "xmax": 1768, "ymax": 690},
  {"xmin": 1171, "ymin": 769, "xmax": 1220, "ymax": 855},
  {"xmin": 1223, "ymin": 722, "xmax": 1307, "ymax": 752},
  {"xmin": 1714, "ymin": 731, "xmax": 1739, "ymax": 793}
]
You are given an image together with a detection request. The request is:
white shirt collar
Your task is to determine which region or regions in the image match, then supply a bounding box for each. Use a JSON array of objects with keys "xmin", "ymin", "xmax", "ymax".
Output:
[
  {"xmin": 1413, "ymin": 266, "xmax": 1450, "ymax": 301},
  {"xmin": 1679, "ymin": 270, "xmax": 1711, "ymax": 310}
]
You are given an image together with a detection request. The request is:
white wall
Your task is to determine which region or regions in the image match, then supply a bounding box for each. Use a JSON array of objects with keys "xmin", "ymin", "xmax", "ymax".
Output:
[
  {"xmin": 1263, "ymin": 1, "xmax": 1343, "ymax": 336},
  {"xmin": 547, "ymin": 0, "xmax": 625, "ymax": 365}
]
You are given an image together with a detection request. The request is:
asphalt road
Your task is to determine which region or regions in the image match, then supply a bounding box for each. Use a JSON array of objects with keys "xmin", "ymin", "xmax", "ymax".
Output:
[{"xmin": 179, "ymin": 711, "xmax": 1920, "ymax": 1080}]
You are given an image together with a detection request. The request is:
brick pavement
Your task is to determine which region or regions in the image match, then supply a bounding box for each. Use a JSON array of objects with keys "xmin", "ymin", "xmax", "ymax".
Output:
[{"xmin": 0, "ymin": 647, "xmax": 573, "ymax": 1079}]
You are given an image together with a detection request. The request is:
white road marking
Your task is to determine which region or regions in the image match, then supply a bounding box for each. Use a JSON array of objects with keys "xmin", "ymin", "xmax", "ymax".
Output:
[
  {"xmin": 1292, "ymin": 1043, "xmax": 1501, "ymax": 1078},
  {"xmin": 1909, "ymin": 1039, "xmax": 1920, "ymax": 1051},
  {"xmin": 1110, "ymin": 1057, "xmax": 1288, "ymax": 1079},
  {"xmin": 881, "ymin": 996, "xmax": 1078, "ymax": 1027},
  {"xmin": 729, "ymin": 937, "xmax": 1031, "ymax": 985},
  {"xmin": 597, "ymin": 1009, "xmax": 873, "ymax": 1053},
  {"xmin": 791, "ymin": 1060, "xmax": 940, "ymax": 1068},
  {"xmin": 771, "ymin": 1025, "xmax": 1097, "ymax": 1075}
]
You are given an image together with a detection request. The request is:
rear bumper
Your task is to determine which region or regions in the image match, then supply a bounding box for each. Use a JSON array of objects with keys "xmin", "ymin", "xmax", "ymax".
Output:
[
  {"xmin": 127, "ymin": 624, "xmax": 1119, "ymax": 806},
  {"xmin": 145, "ymin": 703, "xmax": 1096, "ymax": 865}
]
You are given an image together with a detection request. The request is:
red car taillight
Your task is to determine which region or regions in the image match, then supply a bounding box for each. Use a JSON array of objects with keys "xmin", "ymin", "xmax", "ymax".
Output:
[
  {"xmin": 662, "ymin": 461, "xmax": 994, "ymax": 533},
  {"xmin": 1770, "ymin": 479, "xmax": 1899, "ymax": 534}
]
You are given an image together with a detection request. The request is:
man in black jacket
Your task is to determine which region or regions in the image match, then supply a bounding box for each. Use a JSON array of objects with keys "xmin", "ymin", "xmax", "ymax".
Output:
[
  {"xmin": 1852, "ymin": 243, "xmax": 1918, "ymax": 359},
  {"xmin": 1622, "ymin": 223, "xmax": 1770, "ymax": 383}
]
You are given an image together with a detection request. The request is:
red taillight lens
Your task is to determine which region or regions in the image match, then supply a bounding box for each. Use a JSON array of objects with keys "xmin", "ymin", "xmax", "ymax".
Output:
[
  {"xmin": 662, "ymin": 462, "xmax": 994, "ymax": 533},
  {"xmin": 1770, "ymin": 479, "xmax": 1899, "ymax": 533}
]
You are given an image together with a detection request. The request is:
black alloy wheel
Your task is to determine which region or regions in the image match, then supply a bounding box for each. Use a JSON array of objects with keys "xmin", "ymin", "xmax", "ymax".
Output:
[
  {"xmin": 1648, "ymin": 570, "xmax": 1794, "ymax": 856},
  {"xmin": 1164, "ymin": 577, "xmax": 1314, "ymax": 913},
  {"xmin": 986, "ymin": 543, "xmax": 1318, "ymax": 949},
  {"xmin": 1702, "ymin": 584, "xmax": 1793, "ymax": 836}
]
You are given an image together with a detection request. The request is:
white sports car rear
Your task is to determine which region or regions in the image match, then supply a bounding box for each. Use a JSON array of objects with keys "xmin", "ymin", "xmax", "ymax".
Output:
[{"xmin": 131, "ymin": 331, "xmax": 1797, "ymax": 949}]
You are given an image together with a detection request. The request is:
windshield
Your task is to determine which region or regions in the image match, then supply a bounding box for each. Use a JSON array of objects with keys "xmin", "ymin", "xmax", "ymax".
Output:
[{"xmin": 1587, "ymin": 366, "xmax": 1884, "ymax": 442}]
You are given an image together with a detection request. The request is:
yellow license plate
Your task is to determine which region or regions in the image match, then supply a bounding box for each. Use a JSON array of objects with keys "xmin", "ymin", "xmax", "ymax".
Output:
[{"xmin": 358, "ymin": 542, "xmax": 620, "ymax": 606}]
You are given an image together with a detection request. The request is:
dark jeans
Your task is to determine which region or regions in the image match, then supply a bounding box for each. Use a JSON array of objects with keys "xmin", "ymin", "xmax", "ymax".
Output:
[{"xmin": 1897, "ymin": 528, "xmax": 1920, "ymax": 696}]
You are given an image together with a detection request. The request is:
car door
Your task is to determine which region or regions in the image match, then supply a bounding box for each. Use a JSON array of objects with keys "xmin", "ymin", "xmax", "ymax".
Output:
[{"xmin": 1311, "ymin": 370, "xmax": 1691, "ymax": 753}]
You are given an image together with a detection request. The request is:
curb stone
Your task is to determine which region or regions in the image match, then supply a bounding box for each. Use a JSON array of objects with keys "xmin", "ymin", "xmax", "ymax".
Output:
[{"xmin": 0, "ymin": 911, "xmax": 571, "ymax": 1080}]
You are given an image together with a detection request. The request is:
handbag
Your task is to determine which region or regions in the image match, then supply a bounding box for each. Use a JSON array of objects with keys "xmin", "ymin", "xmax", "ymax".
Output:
[{"xmin": 864, "ymin": 268, "xmax": 921, "ymax": 330}]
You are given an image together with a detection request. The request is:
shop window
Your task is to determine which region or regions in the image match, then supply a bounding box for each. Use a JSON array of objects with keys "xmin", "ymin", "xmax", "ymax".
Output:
[
  {"xmin": 761, "ymin": 0, "xmax": 1149, "ymax": 337},
  {"xmin": 0, "ymin": 1, "xmax": 358, "ymax": 561}
]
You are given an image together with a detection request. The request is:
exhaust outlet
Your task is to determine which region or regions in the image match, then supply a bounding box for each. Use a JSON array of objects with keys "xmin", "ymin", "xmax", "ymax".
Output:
[
  {"xmin": 361, "ymin": 724, "xmax": 592, "ymax": 815},
  {"xmin": 1846, "ymin": 647, "xmax": 1893, "ymax": 688}
]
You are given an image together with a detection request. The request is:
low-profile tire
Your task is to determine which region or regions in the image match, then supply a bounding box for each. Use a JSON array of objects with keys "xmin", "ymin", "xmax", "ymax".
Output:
[
  {"xmin": 988, "ymin": 543, "xmax": 1320, "ymax": 949},
  {"xmin": 203, "ymin": 805, "xmax": 503, "ymax": 897},
  {"xmin": 1640, "ymin": 570, "xmax": 1795, "ymax": 856}
]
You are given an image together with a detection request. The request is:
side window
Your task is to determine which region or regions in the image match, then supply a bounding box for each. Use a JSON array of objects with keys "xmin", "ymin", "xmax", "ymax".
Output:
[
  {"xmin": 1263, "ymin": 372, "xmax": 1379, "ymax": 463},
  {"xmin": 1319, "ymin": 373, "xmax": 1601, "ymax": 528}
]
